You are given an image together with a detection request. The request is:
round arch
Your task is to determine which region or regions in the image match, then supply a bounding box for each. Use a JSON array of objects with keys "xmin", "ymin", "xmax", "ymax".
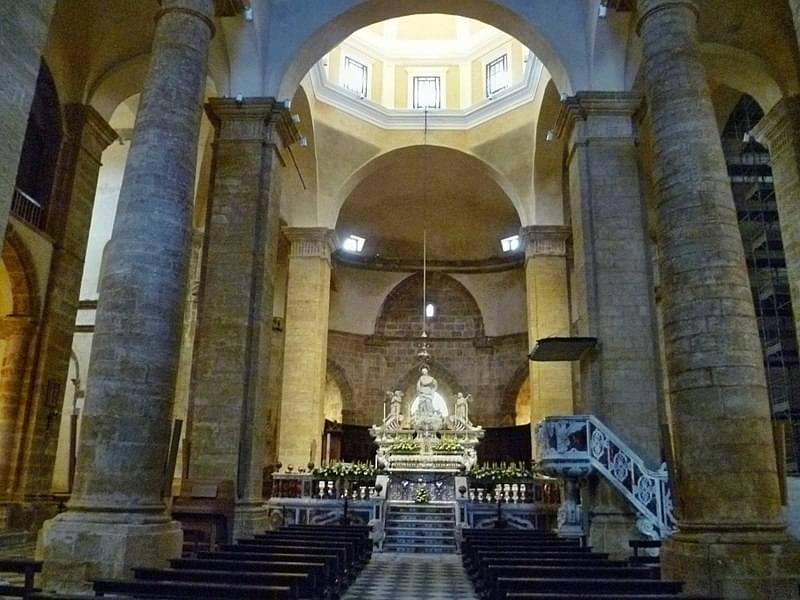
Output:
[
  {"xmin": 1, "ymin": 230, "xmax": 40, "ymax": 318},
  {"xmin": 270, "ymin": 0, "xmax": 586, "ymax": 101},
  {"xmin": 329, "ymin": 144, "xmax": 525, "ymax": 228},
  {"xmin": 504, "ymin": 363, "xmax": 530, "ymax": 425},
  {"xmin": 701, "ymin": 44, "xmax": 785, "ymax": 115}
]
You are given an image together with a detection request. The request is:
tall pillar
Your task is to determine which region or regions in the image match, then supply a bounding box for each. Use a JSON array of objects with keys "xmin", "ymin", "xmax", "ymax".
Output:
[
  {"xmin": 789, "ymin": 1, "xmax": 800, "ymax": 53},
  {"xmin": 9, "ymin": 105, "xmax": 116, "ymax": 517},
  {"xmin": 38, "ymin": 1, "xmax": 215, "ymax": 591},
  {"xmin": 187, "ymin": 99, "xmax": 298, "ymax": 538},
  {"xmin": 0, "ymin": 1, "xmax": 56, "ymax": 239},
  {"xmin": 751, "ymin": 97, "xmax": 800, "ymax": 346},
  {"xmin": 637, "ymin": 1, "xmax": 800, "ymax": 596},
  {"xmin": 557, "ymin": 92, "xmax": 662, "ymax": 556},
  {"xmin": 277, "ymin": 228, "xmax": 335, "ymax": 468},
  {"xmin": 521, "ymin": 225, "xmax": 573, "ymax": 430}
]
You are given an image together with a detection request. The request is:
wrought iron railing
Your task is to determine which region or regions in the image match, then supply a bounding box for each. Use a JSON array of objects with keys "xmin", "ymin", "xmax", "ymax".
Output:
[
  {"xmin": 11, "ymin": 187, "xmax": 44, "ymax": 229},
  {"xmin": 535, "ymin": 415, "xmax": 676, "ymax": 539}
]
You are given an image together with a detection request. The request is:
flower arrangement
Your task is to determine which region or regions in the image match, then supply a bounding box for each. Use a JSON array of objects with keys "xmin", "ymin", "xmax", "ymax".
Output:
[
  {"xmin": 415, "ymin": 486, "xmax": 432, "ymax": 504},
  {"xmin": 432, "ymin": 437, "xmax": 462, "ymax": 454},
  {"xmin": 390, "ymin": 439, "xmax": 421, "ymax": 455},
  {"xmin": 470, "ymin": 461, "xmax": 534, "ymax": 483},
  {"xmin": 313, "ymin": 461, "xmax": 376, "ymax": 481}
]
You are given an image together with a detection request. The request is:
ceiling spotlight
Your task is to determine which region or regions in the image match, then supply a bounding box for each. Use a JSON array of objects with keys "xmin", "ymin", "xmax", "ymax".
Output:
[{"xmin": 598, "ymin": 0, "xmax": 609, "ymax": 18}]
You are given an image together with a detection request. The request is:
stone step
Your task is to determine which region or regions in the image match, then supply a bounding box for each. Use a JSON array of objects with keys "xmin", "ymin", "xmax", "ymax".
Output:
[
  {"xmin": 386, "ymin": 520, "xmax": 455, "ymax": 528},
  {"xmin": 385, "ymin": 530, "xmax": 456, "ymax": 540}
]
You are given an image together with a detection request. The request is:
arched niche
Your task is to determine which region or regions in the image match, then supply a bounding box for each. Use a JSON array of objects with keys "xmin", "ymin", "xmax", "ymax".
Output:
[{"xmin": 374, "ymin": 272, "xmax": 486, "ymax": 339}]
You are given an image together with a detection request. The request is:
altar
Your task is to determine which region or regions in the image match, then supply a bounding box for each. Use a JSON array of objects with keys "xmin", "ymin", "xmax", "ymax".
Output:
[{"xmin": 369, "ymin": 365, "xmax": 484, "ymax": 503}]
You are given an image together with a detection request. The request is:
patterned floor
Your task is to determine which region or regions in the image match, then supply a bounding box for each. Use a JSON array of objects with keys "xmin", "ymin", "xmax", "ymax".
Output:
[{"xmin": 343, "ymin": 552, "xmax": 478, "ymax": 600}]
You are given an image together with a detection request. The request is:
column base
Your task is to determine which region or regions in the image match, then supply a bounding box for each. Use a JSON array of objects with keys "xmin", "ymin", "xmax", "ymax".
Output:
[
  {"xmin": 662, "ymin": 528, "xmax": 800, "ymax": 599},
  {"xmin": 233, "ymin": 501, "xmax": 268, "ymax": 539},
  {"xmin": 0, "ymin": 499, "xmax": 60, "ymax": 532},
  {"xmin": 588, "ymin": 512, "xmax": 638, "ymax": 559},
  {"xmin": 36, "ymin": 510, "xmax": 183, "ymax": 593}
]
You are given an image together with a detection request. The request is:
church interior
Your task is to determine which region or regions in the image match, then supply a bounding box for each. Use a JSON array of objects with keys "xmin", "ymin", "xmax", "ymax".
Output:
[{"xmin": 2, "ymin": 0, "xmax": 800, "ymax": 598}]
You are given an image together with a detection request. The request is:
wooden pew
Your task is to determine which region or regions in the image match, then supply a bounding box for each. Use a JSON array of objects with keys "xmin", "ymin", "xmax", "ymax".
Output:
[
  {"xmin": 171, "ymin": 558, "xmax": 332, "ymax": 598},
  {"xmin": 172, "ymin": 479, "xmax": 235, "ymax": 550},
  {"xmin": 133, "ymin": 567, "xmax": 315, "ymax": 599},
  {"xmin": 0, "ymin": 558, "xmax": 42, "ymax": 598},
  {"xmin": 206, "ymin": 550, "xmax": 345, "ymax": 590},
  {"xmin": 92, "ymin": 577, "xmax": 294, "ymax": 599}
]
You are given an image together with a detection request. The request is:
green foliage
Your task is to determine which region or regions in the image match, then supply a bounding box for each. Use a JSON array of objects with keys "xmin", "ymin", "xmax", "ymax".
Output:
[
  {"xmin": 313, "ymin": 461, "xmax": 376, "ymax": 480},
  {"xmin": 469, "ymin": 462, "xmax": 533, "ymax": 483},
  {"xmin": 414, "ymin": 486, "xmax": 432, "ymax": 504},
  {"xmin": 390, "ymin": 439, "xmax": 421, "ymax": 454},
  {"xmin": 432, "ymin": 437, "xmax": 462, "ymax": 453}
]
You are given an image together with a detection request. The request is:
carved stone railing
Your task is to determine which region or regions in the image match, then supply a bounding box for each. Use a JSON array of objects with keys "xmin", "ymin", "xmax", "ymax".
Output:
[{"xmin": 534, "ymin": 415, "xmax": 676, "ymax": 539}]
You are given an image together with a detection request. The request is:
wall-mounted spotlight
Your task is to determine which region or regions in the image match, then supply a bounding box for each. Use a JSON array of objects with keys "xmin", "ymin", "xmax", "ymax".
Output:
[
  {"xmin": 235, "ymin": 93, "xmax": 244, "ymax": 106},
  {"xmin": 560, "ymin": 92, "xmax": 568, "ymax": 103},
  {"xmin": 546, "ymin": 129, "xmax": 556, "ymax": 143},
  {"xmin": 298, "ymin": 136, "xmax": 308, "ymax": 147},
  {"xmin": 598, "ymin": 0, "xmax": 609, "ymax": 18},
  {"xmin": 243, "ymin": 4, "xmax": 254, "ymax": 22},
  {"xmin": 282, "ymin": 99, "xmax": 292, "ymax": 110},
  {"xmin": 292, "ymin": 114, "xmax": 302, "ymax": 124}
]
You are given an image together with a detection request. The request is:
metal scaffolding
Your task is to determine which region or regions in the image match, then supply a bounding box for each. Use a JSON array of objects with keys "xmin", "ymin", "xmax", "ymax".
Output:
[{"xmin": 722, "ymin": 94, "xmax": 800, "ymax": 474}]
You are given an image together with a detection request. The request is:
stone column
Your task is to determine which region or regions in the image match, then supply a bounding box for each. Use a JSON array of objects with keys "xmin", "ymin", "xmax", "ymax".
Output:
[
  {"xmin": 38, "ymin": 1, "xmax": 215, "ymax": 591},
  {"xmin": 557, "ymin": 92, "xmax": 661, "ymax": 462},
  {"xmin": 751, "ymin": 97, "xmax": 800, "ymax": 346},
  {"xmin": 0, "ymin": 317, "xmax": 37, "ymax": 501},
  {"xmin": 789, "ymin": 1, "xmax": 800, "ymax": 53},
  {"xmin": 557, "ymin": 92, "xmax": 662, "ymax": 556},
  {"xmin": 187, "ymin": 99, "xmax": 298, "ymax": 538},
  {"xmin": 277, "ymin": 228, "xmax": 336, "ymax": 468},
  {"xmin": 521, "ymin": 225, "xmax": 573, "ymax": 431},
  {"xmin": 10, "ymin": 105, "xmax": 116, "ymax": 514},
  {"xmin": 0, "ymin": 1, "xmax": 56, "ymax": 238},
  {"xmin": 637, "ymin": 1, "xmax": 799, "ymax": 597}
]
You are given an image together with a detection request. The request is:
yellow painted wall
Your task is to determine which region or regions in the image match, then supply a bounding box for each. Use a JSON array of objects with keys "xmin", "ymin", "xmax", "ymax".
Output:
[{"xmin": 395, "ymin": 67, "xmax": 408, "ymax": 109}]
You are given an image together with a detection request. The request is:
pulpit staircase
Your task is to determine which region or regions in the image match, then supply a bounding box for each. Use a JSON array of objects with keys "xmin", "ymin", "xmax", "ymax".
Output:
[{"xmin": 383, "ymin": 503, "xmax": 457, "ymax": 553}]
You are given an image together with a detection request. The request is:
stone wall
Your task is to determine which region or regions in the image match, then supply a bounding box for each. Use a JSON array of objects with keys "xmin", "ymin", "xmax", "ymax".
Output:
[
  {"xmin": 328, "ymin": 271, "xmax": 528, "ymax": 427},
  {"xmin": 0, "ymin": 1, "xmax": 56, "ymax": 237}
]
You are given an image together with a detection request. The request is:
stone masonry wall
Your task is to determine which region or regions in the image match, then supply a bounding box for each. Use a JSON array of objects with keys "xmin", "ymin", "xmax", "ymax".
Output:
[
  {"xmin": 329, "ymin": 272, "xmax": 527, "ymax": 427},
  {"xmin": 0, "ymin": 1, "xmax": 56, "ymax": 237}
]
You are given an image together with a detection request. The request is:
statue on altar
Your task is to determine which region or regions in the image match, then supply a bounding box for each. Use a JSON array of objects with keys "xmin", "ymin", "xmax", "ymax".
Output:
[{"xmin": 410, "ymin": 366, "xmax": 449, "ymax": 418}]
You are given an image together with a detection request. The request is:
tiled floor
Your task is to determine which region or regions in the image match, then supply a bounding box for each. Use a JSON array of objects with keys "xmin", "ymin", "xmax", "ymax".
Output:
[{"xmin": 343, "ymin": 552, "xmax": 478, "ymax": 600}]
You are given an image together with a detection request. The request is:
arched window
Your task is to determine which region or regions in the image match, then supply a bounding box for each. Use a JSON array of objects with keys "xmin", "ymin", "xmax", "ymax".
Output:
[{"xmin": 12, "ymin": 61, "xmax": 62, "ymax": 230}]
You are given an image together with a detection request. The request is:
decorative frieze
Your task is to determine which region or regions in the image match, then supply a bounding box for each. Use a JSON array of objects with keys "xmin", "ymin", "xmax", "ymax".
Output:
[
  {"xmin": 284, "ymin": 227, "xmax": 336, "ymax": 262},
  {"xmin": 521, "ymin": 225, "xmax": 571, "ymax": 259}
]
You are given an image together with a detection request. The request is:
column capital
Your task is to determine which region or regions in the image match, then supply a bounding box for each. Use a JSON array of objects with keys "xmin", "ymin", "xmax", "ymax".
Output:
[
  {"xmin": 283, "ymin": 227, "xmax": 337, "ymax": 261},
  {"xmin": 63, "ymin": 104, "xmax": 118, "ymax": 163},
  {"xmin": 555, "ymin": 92, "xmax": 643, "ymax": 142},
  {"xmin": 206, "ymin": 97, "xmax": 301, "ymax": 153},
  {"xmin": 750, "ymin": 95, "xmax": 800, "ymax": 149},
  {"xmin": 156, "ymin": 0, "xmax": 215, "ymax": 37},
  {"xmin": 521, "ymin": 225, "xmax": 571, "ymax": 259},
  {"xmin": 636, "ymin": 0, "xmax": 699, "ymax": 34}
]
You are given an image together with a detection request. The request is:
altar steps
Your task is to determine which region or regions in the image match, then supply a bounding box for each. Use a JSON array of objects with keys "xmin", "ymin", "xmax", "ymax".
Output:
[{"xmin": 383, "ymin": 503, "xmax": 457, "ymax": 553}]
